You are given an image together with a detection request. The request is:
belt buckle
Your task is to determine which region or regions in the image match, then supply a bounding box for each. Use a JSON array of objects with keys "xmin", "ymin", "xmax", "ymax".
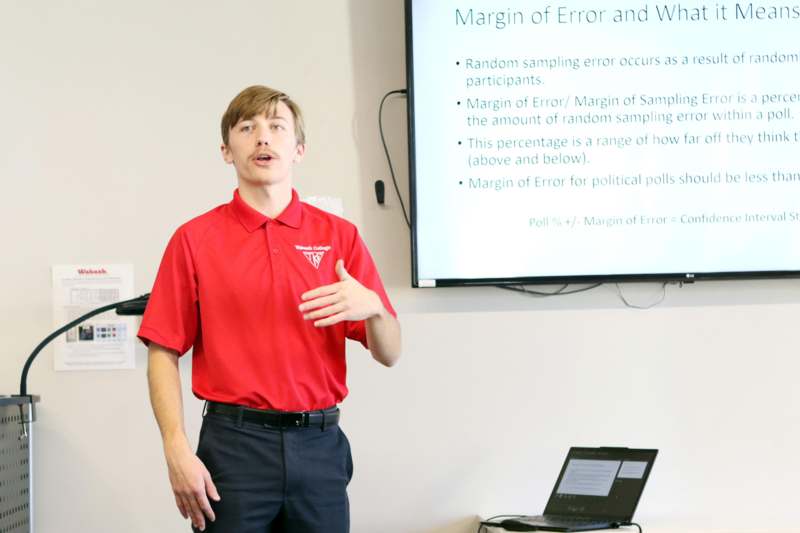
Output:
[
  {"xmin": 297, "ymin": 412, "xmax": 309, "ymax": 427},
  {"xmin": 284, "ymin": 412, "xmax": 307, "ymax": 428}
]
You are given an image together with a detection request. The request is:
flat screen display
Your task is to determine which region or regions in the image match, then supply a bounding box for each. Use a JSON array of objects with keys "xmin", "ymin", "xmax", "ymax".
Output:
[{"xmin": 406, "ymin": 0, "xmax": 800, "ymax": 286}]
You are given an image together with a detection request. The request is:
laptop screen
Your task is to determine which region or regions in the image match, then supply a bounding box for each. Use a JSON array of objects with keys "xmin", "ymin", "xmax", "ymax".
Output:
[{"xmin": 543, "ymin": 447, "xmax": 657, "ymax": 521}]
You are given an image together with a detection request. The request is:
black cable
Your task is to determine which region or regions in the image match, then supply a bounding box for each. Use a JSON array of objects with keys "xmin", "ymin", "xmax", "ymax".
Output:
[
  {"xmin": 476, "ymin": 514, "xmax": 526, "ymax": 533},
  {"xmin": 19, "ymin": 293, "xmax": 150, "ymax": 396},
  {"xmin": 498, "ymin": 283, "xmax": 603, "ymax": 297},
  {"xmin": 378, "ymin": 88, "xmax": 410, "ymax": 228},
  {"xmin": 628, "ymin": 522, "xmax": 642, "ymax": 533},
  {"xmin": 498, "ymin": 284, "xmax": 567, "ymax": 296}
]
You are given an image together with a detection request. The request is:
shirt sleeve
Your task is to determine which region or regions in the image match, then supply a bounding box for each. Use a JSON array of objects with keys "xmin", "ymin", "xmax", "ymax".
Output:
[
  {"xmin": 343, "ymin": 228, "xmax": 397, "ymax": 348},
  {"xmin": 137, "ymin": 227, "xmax": 199, "ymax": 355}
]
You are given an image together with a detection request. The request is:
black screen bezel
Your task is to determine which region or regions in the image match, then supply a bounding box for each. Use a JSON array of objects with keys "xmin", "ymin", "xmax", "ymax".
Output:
[{"xmin": 404, "ymin": 0, "xmax": 800, "ymax": 288}]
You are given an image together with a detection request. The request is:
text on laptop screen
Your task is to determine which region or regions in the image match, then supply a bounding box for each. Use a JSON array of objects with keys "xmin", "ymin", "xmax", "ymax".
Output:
[{"xmin": 544, "ymin": 448, "xmax": 657, "ymax": 520}]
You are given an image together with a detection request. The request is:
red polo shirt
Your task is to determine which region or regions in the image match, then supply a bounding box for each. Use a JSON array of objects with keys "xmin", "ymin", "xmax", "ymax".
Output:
[{"xmin": 138, "ymin": 189, "xmax": 395, "ymax": 411}]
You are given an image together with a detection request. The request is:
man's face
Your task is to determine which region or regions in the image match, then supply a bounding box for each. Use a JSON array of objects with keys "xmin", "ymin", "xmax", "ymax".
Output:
[{"xmin": 221, "ymin": 101, "xmax": 305, "ymax": 188}]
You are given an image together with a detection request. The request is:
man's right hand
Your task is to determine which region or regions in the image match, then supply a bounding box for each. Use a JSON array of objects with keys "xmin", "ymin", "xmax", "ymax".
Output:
[
  {"xmin": 147, "ymin": 343, "xmax": 221, "ymax": 530},
  {"xmin": 165, "ymin": 440, "xmax": 220, "ymax": 531}
]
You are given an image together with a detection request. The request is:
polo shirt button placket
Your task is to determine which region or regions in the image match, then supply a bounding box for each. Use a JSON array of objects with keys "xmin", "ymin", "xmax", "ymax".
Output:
[
  {"xmin": 263, "ymin": 223, "xmax": 277, "ymax": 281},
  {"xmin": 265, "ymin": 224, "xmax": 285, "ymax": 277}
]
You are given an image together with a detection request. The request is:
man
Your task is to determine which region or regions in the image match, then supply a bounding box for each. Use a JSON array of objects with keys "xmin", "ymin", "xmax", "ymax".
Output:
[{"xmin": 139, "ymin": 85, "xmax": 401, "ymax": 532}]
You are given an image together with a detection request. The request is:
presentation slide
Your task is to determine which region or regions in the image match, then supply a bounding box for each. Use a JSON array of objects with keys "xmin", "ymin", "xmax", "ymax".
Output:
[
  {"xmin": 408, "ymin": 0, "xmax": 800, "ymax": 284},
  {"xmin": 557, "ymin": 459, "xmax": 620, "ymax": 497}
]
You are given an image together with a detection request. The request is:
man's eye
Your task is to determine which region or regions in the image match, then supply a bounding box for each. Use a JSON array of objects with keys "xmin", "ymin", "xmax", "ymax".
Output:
[
  {"xmin": 240, "ymin": 125, "xmax": 252, "ymax": 132},
  {"xmin": 271, "ymin": 124, "xmax": 284, "ymax": 131}
]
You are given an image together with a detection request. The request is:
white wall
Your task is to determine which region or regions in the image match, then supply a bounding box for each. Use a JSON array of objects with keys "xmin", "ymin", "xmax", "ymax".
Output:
[{"xmin": 1, "ymin": 2, "xmax": 798, "ymax": 532}]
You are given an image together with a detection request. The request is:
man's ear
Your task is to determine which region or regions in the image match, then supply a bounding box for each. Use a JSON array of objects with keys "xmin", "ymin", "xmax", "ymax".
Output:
[
  {"xmin": 293, "ymin": 143, "xmax": 306, "ymax": 163},
  {"xmin": 221, "ymin": 143, "xmax": 233, "ymax": 164}
]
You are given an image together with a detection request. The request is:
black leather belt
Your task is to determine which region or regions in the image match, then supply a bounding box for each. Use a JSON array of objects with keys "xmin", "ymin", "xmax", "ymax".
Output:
[{"xmin": 206, "ymin": 401, "xmax": 340, "ymax": 429}]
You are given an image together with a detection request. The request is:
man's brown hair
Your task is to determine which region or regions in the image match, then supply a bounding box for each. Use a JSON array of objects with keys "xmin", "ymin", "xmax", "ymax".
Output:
[{"xmin": 221, "ymin": 85, "xmax": 306, "ymax": 146}]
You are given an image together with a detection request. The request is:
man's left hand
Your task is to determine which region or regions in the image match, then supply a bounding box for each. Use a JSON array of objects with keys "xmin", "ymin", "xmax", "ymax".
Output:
[{"xmin": 299, "ymin": 259, "xmax": 384, "ymax": 327}]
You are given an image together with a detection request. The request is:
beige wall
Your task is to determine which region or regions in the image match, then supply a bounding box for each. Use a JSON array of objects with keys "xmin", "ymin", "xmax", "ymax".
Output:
[{"xmin": 1, "ymin": 2, "xmax": 799, "ymax": 532}]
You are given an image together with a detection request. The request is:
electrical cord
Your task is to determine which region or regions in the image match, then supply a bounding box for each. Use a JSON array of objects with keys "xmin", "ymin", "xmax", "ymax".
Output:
[
  {"xmin": 475, "ymin": 514, "xmax": 526, "ymax": 533},
  {"xmin": 498, "ymin": 283, "xmax": 603, "ymax": 297},
  {"xmin": 378, "ymin": 88, "xmax": 410, "ymax": 228},
  {"xmin": 615, "ymin": 281, "xmax": 670, "ymax": 309},
  {"xmin": 503, "ymin": 281, "xmax": 674, "ymax": 308}
]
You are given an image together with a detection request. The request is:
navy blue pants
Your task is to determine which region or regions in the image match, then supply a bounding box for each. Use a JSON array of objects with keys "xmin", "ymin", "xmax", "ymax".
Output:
[{"xmin": 193, "ymin": 411, "xmax": 353, "ymax": 533}]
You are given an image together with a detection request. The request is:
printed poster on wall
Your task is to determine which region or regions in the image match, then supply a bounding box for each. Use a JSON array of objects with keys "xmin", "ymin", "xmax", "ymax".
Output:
[{"xmin": 52, "ymin": 264, "xmax": 136, "ymax": 371}]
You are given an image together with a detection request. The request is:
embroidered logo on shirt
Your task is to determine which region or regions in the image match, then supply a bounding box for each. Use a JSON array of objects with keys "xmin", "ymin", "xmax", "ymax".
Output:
[{"xmin": 295, "ymin": 245, "xmax": 331, "ymax": 269}]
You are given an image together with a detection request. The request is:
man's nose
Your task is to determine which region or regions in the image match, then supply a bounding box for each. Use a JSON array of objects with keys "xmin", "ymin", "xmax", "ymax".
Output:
[{"xmin": 257, "ymin": 127, "xmax": 270, "ymax": 146}]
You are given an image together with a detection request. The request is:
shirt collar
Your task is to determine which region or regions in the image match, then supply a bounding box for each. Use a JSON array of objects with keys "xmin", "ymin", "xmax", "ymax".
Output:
[{"xmin": 231, "ymin": 188, "xmax": 303, "ymax": 232}]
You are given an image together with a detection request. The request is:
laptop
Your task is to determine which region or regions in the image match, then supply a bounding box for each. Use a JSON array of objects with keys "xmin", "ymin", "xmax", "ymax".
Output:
[{"xmin": 496, "ymin": 447, "xmax": 657, "ymax": 532}]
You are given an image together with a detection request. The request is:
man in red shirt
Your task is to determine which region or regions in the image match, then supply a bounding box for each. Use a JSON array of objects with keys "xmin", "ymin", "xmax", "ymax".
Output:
[{"xmin": 139, "ymin": 85, "xmax": 401, "ymax": 532}]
